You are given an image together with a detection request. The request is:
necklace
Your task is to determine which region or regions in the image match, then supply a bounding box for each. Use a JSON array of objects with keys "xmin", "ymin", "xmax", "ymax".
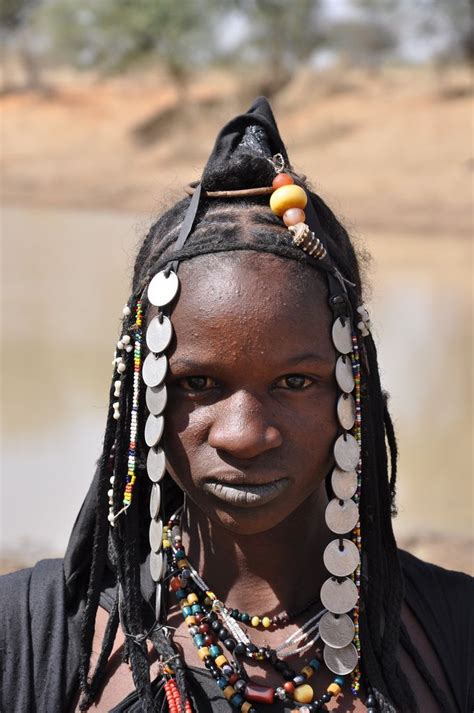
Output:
[{"xmin": 163, "ymin": 517, "xmax": 347, "ymax": 712}]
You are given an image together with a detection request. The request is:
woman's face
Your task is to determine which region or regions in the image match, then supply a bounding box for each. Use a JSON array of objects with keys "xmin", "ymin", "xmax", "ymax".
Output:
[{"xmin": 162, "ymin": 251, "xmax": 337, "ymax": 535}]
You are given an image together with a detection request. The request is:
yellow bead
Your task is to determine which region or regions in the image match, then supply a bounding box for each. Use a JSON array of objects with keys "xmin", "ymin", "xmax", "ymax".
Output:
[
  {"xmin": 241, "ymin": 704, "xmax": 253, "ymax": 713},
  {"xmin": 215, "ymin": 655, "xmax": 227, "ymax": 668},
  {"xmin": 184, "ymin": 616, "xmax": 196, "ymax": 626},
  {"xmin": 206, "ymin": 591, "xmax": 216, "ymax": 600},
  {"xmin": 223, "ymin": 686, "xmax": 235, "ymax": 700},
  {"xmin": 269, "ymin": 184, "xmax": 307, "ymax": 217},
  {"xmin": 187, "ymin": 593, "xmax": 198, "ymax": 604},
  {"xmin": 328, "ymin": 683, "xmax": 341, "ymax": 696},
  {"xmin": 251, "ymin": 616, "xmax": 260, "ymax": 627},
  {"xmin": 293, "ymin": 684, "xmax": 313, "ymax": 704},
  {"xmin": 301, "ymin": 666, "xmax": 313, "ymax": 679},
  {"xmin": 198, "ymin": 647, "xmax": 210, "ymax": 660},
  {"xmin": 162, "ymin": 539, "xmax": 171, "ymax": 548},
  {"xmin": 262, "ymin": 616, "xmax": 271, "ymax": 628}
]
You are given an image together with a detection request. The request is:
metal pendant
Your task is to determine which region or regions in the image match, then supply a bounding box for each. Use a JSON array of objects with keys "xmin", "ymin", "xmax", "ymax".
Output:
[
  {"xmin": 323, "ymin": 642, "xmax": 358, "ymax": 675},
  {"xmin": 337, "ymin": 393, "xmax": 356, "ymax": 430},
  {"xmin": 150, "ymin": 551, "xmax": 164, "ymax": 582},
  {"xmin": 145, "ymin": 414, "xmax": 165, "ymax": 447},
  {"xmin": 149, "ymin": 483, "xmax": 161, "ymax": 519},
  {"xmin": 325, "ymin": 498, "xmax": 359, "ymax": 534},
  {"xmin": 332, "ymin": 317, "xmax": 353, "ymax": 355},
  {"xmin": 148, "ymin": 270, "xmax": 180, "ymax": 307},
  {"xmin": 146, "ymin": 384, "xmax": 167, "ymax": 415},
  {"xmin": 319, "ymin": 612, "xmax": 355, "ymax": 649},
  {"xmin": 143, "ymin": 353, "xmax": 167, "ymax": 387},
  {"xmin": 334, "ymin": 433, "xmax": 360, "ymax": 471},
  {"xmin": 146, "ymin": 315, "xmax": 173, "ymax": 354},
  {"xmin": 320, "ymin": 576, "xmax": 358, "ymax": 614},
  {"xmin": 335, "ymin": 355, "xmax": 354, "ymax": 394},
  {"xmin": 146, "ymin": 446, "xmax": 166, "ymax": 482},
  {"xmin": 149, "ymin": 517, "xmax": 163, "ymax": 552},
  {"xmin": 331, "ymin": 467, "xmax": 358, "ymax": 499},
  {"xmin": 323, "ymin": 538, "xmax": 360, "ymax": 577}
]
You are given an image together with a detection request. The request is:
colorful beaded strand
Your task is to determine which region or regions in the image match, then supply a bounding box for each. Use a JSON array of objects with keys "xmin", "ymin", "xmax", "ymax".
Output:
[
  {"xmin": 123, "ymin": 299, "xmax": 143, "ymax": 509},
  {"xmin": 350, "ymin": 332, "xmax": 362, "ymax": 695}
]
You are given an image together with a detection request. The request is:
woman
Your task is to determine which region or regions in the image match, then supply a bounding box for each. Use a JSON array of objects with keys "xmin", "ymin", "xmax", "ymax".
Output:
[{"xmin": 0, "ymin": 98, "xmax": 472, "ymax": 713}]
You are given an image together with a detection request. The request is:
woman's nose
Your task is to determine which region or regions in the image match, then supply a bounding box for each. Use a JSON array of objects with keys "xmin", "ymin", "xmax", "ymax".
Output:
[{"xmin": 207, "ymin": 390, "xmax": 282, "ymax": 459}]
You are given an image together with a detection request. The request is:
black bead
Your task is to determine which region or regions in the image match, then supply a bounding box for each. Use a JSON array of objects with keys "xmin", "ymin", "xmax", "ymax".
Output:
[
  {"xmin": 211, "ymin": 619, "xmax": 221, "ymax": 632},
  {"xmin": 367, "ymin": 709, "xmax": 377, "ymax": 713},
  {"xmin": 218, "ymin": 627, "xmax": 228, "ymax": 641},
  {"xmin": 274, "ymin": 660, "xmax": 287, "ymax": 673},
  {"xmin": 258, "ymin": 647, "xmax": 267, "ymax": 657},
  {"xmin": 231, "ymin": 608, "xmax": 239, "ymax": 618},
  {"xmin": 234, "ymin": 643, "xmax": 246, "ymax": 656},
  {"xmin": 282, "ymin": 669, "xmax": 296, "ymax": 681},
  {"xmin": 224, "ymin": 638, "xmax": 236, "ymax": 651},
  {"xmin": 321, "ymin": 692, "xmax": 331, "ymax": 703},
  {"xmin": 247, "ymin": 643, "xmax": 258, "ymax": 653},
  {"xmin": 366, "ymin": 695, "xmax": 377, "ymax": 706}
]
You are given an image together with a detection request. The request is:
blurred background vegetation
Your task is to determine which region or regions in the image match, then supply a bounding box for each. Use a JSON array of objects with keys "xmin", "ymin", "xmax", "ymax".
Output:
[{"xmin": 1, "ymin": 0, "xmax": 472, "ymax": 574}]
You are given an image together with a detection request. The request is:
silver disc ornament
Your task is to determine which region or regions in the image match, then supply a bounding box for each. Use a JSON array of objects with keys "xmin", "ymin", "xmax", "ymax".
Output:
[
  {"xmin": 319, "ymin": 612, "xmax": 355, "ymax": 649},
  {"xmin": 148, "ymin": 270, "xmax": 180, "ymax": 307},
  {"xmin": 324, "ymin": 642, "xmax": 358, "ymax": 675},
  {"xmin": 150, "ymin": 483, "xmax": 162, "ymax": 519},
  {"xmin": 334, "ymin": 433, "xmax": 360, "ymax": 472},
  {"xmin": 146, "ymin": 446, "xmax": 166, "ymax": 482},
  {"xmin": 320, "ymin": 576, "xmax": 358, "ymax": 614},
  {"xmin": 146, "ymin": 383, "xmax": 167, "ymax": 415},
  {"xmin": 146, "ymin": 315, "xmax": 173, "ymax": 354},
  {"xmin": 332, "ymin": 317, "xmax": 353, "ymax": 355},
  {"xmin": 145, "ymin": 414, "xmax": 165, "ymax": 447},
  {"xmin": 325, "ymin": 498, "xmax": 359, "ymax": 534},
  {"xmin": 331, "ymin": 467, "xmax": 358, "ymax": 500},
  {"xmin": 150, "ymin": 551, "xmax": 164, "ymax": 583},
  {"xmin": 143, "ymin": 353, "xmax": 167, "ymax": 387},
  {"xmin": 335, "ymin": 355, "xmax": 354, "ymax": 394},
  {"xmin": 337, "ymin": 393, "xmax": 356, "ymax": 431},
  {"xmin": 149, "ymin": 517, "xmax": 164, "ymax": 553},
  {"xmin": 323, "ymin": 538, "xmax": 360, "ymax": 577}
]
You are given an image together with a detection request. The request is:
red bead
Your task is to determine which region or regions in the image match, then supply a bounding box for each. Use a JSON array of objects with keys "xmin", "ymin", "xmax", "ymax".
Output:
[
  {"xmin": 204, "ymin": 635, "xmax": 214, "ymax": 646},
  {"xmin": 228, "ymin": 673, "xmax": 239, "ymax": 684},
  {"xmin": 198, "ymin": 623, "xmax": 210, "ymax": 634},
  {"xmin": 170, "ymin": 577, "xmax": 182, "ymax": 592},
  {"xmin": 195, "ymin": 613, "xmax": 205, "ymax": 623},
  {"xmin": 244, "ymin": 682, "xmax": 275, "ymax": 704},
  {"xmin": 284, "ymin": 681, "xmax": 295, "ymax": 694},
  {"xmin": 272, "ymin": 173, "xmax": 294, "ymax": 190}
]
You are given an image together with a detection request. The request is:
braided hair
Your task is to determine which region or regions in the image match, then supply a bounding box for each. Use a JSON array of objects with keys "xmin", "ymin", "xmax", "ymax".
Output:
[{"xmin": 77, "ymin": 152, "xmax": 449, "ymax": 712}]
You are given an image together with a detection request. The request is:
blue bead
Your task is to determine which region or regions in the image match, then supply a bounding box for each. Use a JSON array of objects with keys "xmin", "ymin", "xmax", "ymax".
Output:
[
  {"xmin": 217, "ymin": 677, "xmax": 228, "ymax": 690},
  {"xmin": 230, "ymin": 693, "xmax": 245, "ymax": 707},
  {"xmin": 175, "ymin": 549, "xmax": 185, "ymax": 559},
  {"xmin": 191, "ymin": 604, "xmax": 202, "ymax": 614},
  {"xmin": 309, "ymin": 658, "xmax": 321, "ymax": 670},
  {"xmin": 209, "ymin": 644, "xmax": 222, "ymax": 657},
  {"xmin": 181, "ymin": 606, "xmax": 192, "ymax": 617},
  {"xmin": 335, "ymin": 676, "xmax": 345, "ymax": 686},
  {"xmin": 176, "ymin": 589, "xmax": 187, "ymax": 601},
  {"xmin": 193, "ymin": 634, "xmax": 205, "ymax": 647}
]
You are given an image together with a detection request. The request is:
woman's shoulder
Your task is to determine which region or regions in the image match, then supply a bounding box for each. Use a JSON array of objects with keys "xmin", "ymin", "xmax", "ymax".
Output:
[{"xmin": 399, "ymin": 547, "xmax": 473, "ymax": 608}]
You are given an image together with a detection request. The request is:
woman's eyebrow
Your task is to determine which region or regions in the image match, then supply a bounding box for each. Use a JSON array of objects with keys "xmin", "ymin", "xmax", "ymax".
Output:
[{"xmin": 284, "ymin": 351, "xmax": 334, "ymax": 365}]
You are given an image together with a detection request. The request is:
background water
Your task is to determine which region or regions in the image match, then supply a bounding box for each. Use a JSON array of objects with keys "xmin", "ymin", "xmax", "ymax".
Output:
[{"xmin": 1, "ymin": 205, "xmax": 472, "ymax": 562}]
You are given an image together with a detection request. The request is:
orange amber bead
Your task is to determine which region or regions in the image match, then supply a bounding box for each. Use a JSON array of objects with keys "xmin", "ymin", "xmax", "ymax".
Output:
[{"xmin": 272, "ymin": 173, "xmax": 294, "ymax": 190}]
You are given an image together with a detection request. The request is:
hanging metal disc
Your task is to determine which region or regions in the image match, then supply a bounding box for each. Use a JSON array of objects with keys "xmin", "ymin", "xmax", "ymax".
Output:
[
  {"xmin": 146, "ymin": 384, "xmax": 167, "ymax": 415},
  {"xmin": 148, "ymin": 270, "xmax": 180, "ymax": 307},
  {"xmin": 146, "ymin": 446, "xmax": 166, "ymax": 482},
  {"xmin": 150, "ymin": 551, "xmax": 164, "ymax": 582},
  {"xmin": 146, "ymin": 315, "xmax": 173, "ymax": 354},
  {"xmin": 319, "ymin": 612, "xmax": 355, "ymax": 649},
  {"xmin": 325, "ymin": 498, "xmax": 359, "ymax": 534},
  {"xmin": 155, "ymin": 582, "xmax": 162, "ymax": 620},
  {"xmin": 331, "ymin": 467, "xmax": 358, "ymax": 500},
  {"xmin": 337, "ymin": 393, "xmax": 356, "ymax": 430},
  {"xmin": 323, "ymin": 642, "xmax": 358, "ymax": 675},
  {"xmin": 149, "ymin": 517, "xmax": 163, "ymax": 553},
  {"xmin": 335, "ymin": 355, "xmax": 354, "ymax": 394},
  {"xmin": 145, "ymin": 414, "xmax": 165, "ymax": 447},
  {"xmin": 143, "ymin": 353, "xmax": 167, "ymax": 387},
  {"xmin": 334, "ymin": 433, "xmax": 360, "ymax": 471},
  {"xmin": 332, "ymin": 317, "xmax": 353, "ymax": 355},
  {"xmin": 149, "ymin": 483, "xmax": 161, "ymax": 519},
  {"xmin": 323, "ymin": 538, "xmax": 360, "ymax": 577},
  {"xmin": 320, "ymin": 576, "xmax": 358, "ymax": 614}
]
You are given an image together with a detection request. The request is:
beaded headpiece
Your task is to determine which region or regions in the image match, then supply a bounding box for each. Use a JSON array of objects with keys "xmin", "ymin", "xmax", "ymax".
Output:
[{"xmin": 107, "ymin": 97, "xmax": 375, "ymax": 712}]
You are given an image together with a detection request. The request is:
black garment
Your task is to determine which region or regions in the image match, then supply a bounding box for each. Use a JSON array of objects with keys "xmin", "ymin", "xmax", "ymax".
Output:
[{"xmin": 1, "ymin": 551, "xmax": 472, "ymax": 713}]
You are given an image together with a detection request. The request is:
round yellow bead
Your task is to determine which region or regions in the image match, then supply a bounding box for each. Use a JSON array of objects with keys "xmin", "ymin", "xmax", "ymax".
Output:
[
  {"xmin": 187, "ymin": 593, "xmax": 198, "ymax": 604},
  {"xmin": 198, "ymin": 647, "xmax": 210, "ymax": 661},
  {"xmin": 293, "ymin": 684, "xmax": 313, "ymax": 704},
  {"xmin": 223, "ymin": 686, "xmax": 235, "ymax": 700},
  {"xmin": 269, "ymin": 184, "xmax": 307, "ymax": 217},
  {"xmin": 215, "ymin": 655, "xmax": 228, "ymax": 668},
  {"xmin": 262, "ymin": 616, "xmax": 271, "ymax": 628},
  {"xmin": 327, "ymin": 683, "xmax": 341, "ymax": 696},
  {"xmin": 251, "ymin": 616, "xmax": 261, "ymax": 627}
]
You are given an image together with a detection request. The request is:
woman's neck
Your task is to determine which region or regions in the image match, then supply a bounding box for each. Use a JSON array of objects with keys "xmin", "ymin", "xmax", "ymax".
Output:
[{"xmin": 180, "ymin": 484, "xmax": 332, "ymax": 618}]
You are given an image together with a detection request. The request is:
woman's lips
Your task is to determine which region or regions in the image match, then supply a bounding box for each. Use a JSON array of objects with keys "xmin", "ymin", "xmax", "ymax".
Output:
[{"xmin": 201, "ymin": 478, "xmax": 290, "ymax": 507}]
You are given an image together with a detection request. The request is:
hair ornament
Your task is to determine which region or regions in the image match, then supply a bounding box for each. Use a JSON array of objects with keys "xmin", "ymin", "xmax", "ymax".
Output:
[{"xmin": 357, "ymin": 304, "xmax": 371, "ymax": 337}]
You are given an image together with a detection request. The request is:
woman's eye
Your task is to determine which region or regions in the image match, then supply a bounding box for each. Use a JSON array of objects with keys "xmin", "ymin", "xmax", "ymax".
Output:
[
  {"xmin": 275, "ymin": 375, "xmax": 314, "ymax": 390},
  {"xmin": 179, "ymin": 376, "xmax": 217, "ymax": 392}
]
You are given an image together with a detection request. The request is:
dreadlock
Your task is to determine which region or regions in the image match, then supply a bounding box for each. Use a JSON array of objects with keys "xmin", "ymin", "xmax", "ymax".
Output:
[{"xmin": 77, "ymin": 152, "xmax": 449, "ymax": 712}]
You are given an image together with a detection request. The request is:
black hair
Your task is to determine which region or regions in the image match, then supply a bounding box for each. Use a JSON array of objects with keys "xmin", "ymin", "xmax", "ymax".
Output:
[{"xmin": 77, "ymin": 152, "xmax": 449, "ymax": 712}]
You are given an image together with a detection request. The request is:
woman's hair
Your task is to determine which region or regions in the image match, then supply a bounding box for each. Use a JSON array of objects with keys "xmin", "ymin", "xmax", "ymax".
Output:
[{"xmin": 77, "ymin": 153, "xmax": 448, "ymax": 712}]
